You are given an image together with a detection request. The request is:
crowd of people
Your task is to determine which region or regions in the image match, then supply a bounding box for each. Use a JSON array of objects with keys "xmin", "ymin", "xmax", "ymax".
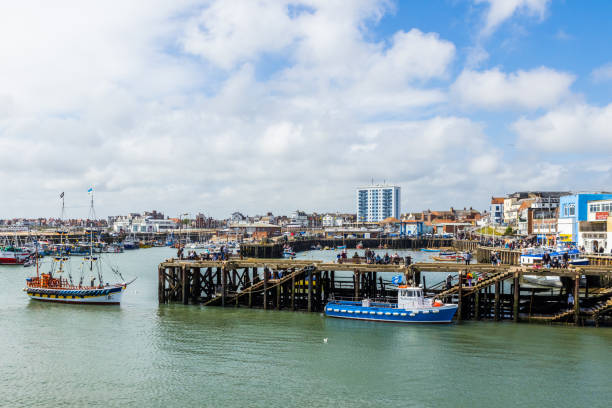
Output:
[{"xmin": 178, "ymin": 246, "xmax": 231, "ymax": 261}]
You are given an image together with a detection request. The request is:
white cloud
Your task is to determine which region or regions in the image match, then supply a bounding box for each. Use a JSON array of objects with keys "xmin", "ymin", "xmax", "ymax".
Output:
[
  {"xmin": 451, "ymin": 67, "xmax": 575, "ymax": 110},
  {"xmin": 592, "ymin": 62, "xmax": 612, "ymax": 83},
  {"xmin": 0, "ymin": 0, "xmax": 593, "ymax": 218},
  {"xmin": 513, "ymin": 103, "xmax": 612, "ymax": 152},
  {"xmin": 475, "ymin": 0, "xmax": 550, "ymax": 36}
]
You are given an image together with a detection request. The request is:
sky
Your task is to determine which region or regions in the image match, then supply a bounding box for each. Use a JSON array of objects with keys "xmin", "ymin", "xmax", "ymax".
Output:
[{"xmin": 1, "ymin": 0, "xmax": 611, "ymax": 219}]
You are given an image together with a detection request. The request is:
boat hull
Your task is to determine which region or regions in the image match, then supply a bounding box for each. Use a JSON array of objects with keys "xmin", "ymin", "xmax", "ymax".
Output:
[
  {"xmin": 324, "ymin": 301, "xmax": 458, "ymax": 323},
  {"xmin": 26, "ymin": 285, "xmax": 125, "ymax": 305}
]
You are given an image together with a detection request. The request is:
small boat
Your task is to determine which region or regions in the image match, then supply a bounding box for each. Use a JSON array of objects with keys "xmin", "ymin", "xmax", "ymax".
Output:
[
  {"xmin": 356, "ymin": 241, "xmax": 364, "ymax": 249},
  {"xmin": 336, "ymin": 245, "xmax": 346, "ymax": 250},
  {"xmin": 122, "ymin": 238, "xmax": 138, "ymax": 250},
  {"xmin": 420, "ymin": 248, "xmax": 440, "ymax": 253},
  {"xmin": 521, "ymin": 247, "xmax": 589, "ymax": 288},
  {"xmin": 104, "ymin": 244, "xmax": 124, "ymax": 253},
  {"xmin": 325, "ymin": 286, "xmax": 457, "ymax": 323},
  {"xmin": 0, "ymin": 246, "xmax": 30, "ymax": 265},
  {"xmin": 432, "ymin": 255, "xmax": 464, "ymax": 262},
  {"xmin": 282, "ymin": 246, "xmax": 296, "ymax": 258}
]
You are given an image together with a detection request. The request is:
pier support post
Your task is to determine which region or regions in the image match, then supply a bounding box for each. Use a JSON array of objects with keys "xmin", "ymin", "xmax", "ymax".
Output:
[
  {"xmin": 221, "ymin": 266, "xmax": 227, "ymax": 307},
  {"xmin": 574, "ymin": 274, "xmax": 580, "ymax": 325},
  {"xmin": 307, "ymin": 268, "xmax": 313, "ymax": 313},
  {"xmin": 158, "ymin": 266, "xmax": 165, "ymax": 304},
  {"xmin": 354, "ymin": 270, "xmax": 359, "ymax": 300},
  {"xmin": 276, "ymin": 270, "xmax": 281, "ymax": 310},
  {"xmin": 494, "ymin": 280, "xmax": 500, "ymax": 321},
  {"xmin": 457, "ymin": 271, "xmax": 463, "ymax": 322},
  {"xmin": 248, "ymin": 268, "xmax": 253, "ymax": 308},
  {"xmin": 192, "ymin": 267, "xmax": 201, "ymax": 304},
  {"xmin": 513, "ymin": 274, "xmax": 520, "ymax": 323},
  {"xmin": 291, "ymin": 273, "xmax": 295, "ymax": 310},
  {"xmin": 263, "ymin": 267, "xmax": 269, "ymax": 310},
  {"xmin": 474, "ymin": 289, "xmax": 480, "ymax": 320},
  {"xmin": 181, "ymin": 265, "xmax": 189, "ymax": 305}
]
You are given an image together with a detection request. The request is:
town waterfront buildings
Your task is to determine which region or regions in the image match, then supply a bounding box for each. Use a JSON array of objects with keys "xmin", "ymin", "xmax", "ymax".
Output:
[{"xmin": 356, "ymin": 184, "xmax": 400, "ymax": 223}]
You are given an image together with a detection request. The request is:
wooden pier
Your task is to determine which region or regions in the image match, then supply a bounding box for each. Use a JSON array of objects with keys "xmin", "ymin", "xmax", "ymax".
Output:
[{"xmin": 158, "ymin": 258, "xmax": 612, "ymax": 326}]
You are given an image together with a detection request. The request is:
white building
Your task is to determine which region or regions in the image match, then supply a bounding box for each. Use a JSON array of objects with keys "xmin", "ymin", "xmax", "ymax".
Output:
[
  {"xmin": 356, "ymin": 184, "xmax": 400, "ymax": 223},
  {"xmin": 578, "ymin": 198, "xmax": 612, "ymax": 253},
  {"xmin": 289, "ymin": 210, "xmax": 309, "ymax": 227},
  {"xmin": 322, "ymin": 214, "xmax": 345, "ymax": 227},
  {"xmin": 112, "ymin": 215, "xmax": 177, "ymax": 233}
]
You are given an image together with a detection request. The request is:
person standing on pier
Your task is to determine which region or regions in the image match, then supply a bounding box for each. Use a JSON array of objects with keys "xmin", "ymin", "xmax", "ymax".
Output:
[
  {"xmin": 446, "ymin": 274, "xmax": 452, "ymax": 290},
  {"xmin": 465, "ymin": 251, "xmax": 472, "ymax": 265}
]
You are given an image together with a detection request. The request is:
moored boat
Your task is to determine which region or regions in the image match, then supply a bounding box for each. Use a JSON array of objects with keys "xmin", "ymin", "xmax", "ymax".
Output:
[
  {"xmin": 325, "ymin": 285, "xmax": 457, "ymax": 323},
  {"xmin": 0, "ymin": 246, "xmax": 30, "ymax": 265},
  {"xmin": 24, "ymin": 191, "xmax": 135, "ymax": 305}
]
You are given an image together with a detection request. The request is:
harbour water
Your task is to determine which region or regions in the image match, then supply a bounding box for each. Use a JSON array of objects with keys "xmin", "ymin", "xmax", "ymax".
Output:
[{"xmin": 2, "ymin": 248, "xmax": 612, "ymax": 407}]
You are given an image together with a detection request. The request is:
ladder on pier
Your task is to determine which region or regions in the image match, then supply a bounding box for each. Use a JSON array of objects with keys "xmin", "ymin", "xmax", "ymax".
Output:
[
  {"xmin": 587, "ymin": 297, "xmax": 612, "ymax": 318},
  {"xmin": 436, "ymin": 269, "xmax": 514, "ymax": 298},
  {"xmin": 202, "ymin": 265, "xmax": 312, "ymax": 306}
]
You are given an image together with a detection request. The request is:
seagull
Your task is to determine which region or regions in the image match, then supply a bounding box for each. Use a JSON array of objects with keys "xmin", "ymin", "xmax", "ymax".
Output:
[{"xmin": 323, "ymin": 338, "xmax": 328, "ymax": 343}]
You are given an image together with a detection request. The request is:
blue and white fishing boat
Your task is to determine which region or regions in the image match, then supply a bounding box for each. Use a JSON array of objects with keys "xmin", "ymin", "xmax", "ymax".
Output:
[{"xmin": 325, "ymin": 278, "xmax": 458, "ymax": 323}]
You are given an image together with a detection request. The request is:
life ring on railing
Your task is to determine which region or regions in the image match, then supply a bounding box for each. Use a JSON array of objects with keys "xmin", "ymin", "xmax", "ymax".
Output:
[{"xmin": 433, "ymin": 301, "xmax": 443, "ymax": 307}]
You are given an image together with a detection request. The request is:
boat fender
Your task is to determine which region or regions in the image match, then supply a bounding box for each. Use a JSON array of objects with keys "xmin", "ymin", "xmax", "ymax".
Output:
[{"xmin": 433, "ymin": 301, "xmax": 443, "ymax": 307}]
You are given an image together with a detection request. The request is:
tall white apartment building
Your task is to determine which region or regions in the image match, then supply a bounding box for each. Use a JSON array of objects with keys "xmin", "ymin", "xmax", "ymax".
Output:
[{"xmin": 356, "ymin": 185, "xmax": 401, "ymax": 222}]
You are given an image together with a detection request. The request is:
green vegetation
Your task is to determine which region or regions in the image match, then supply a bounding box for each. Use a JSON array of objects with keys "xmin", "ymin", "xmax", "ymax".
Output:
[
  {"xmin": 477, "ymin": 226, "xmax": 504, "ymax": 236},
  {"xmin": 503, "ymin": 226, "xmax": 514, "ymax": 236}
]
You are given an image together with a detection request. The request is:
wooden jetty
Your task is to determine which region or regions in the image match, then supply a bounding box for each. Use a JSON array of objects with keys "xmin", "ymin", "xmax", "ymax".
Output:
[{"xmin": 158, "ymin": 258, "xmax": 612, "ymax": 326}]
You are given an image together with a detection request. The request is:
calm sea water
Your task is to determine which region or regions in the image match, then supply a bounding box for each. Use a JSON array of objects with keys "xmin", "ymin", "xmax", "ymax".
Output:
[{"xmin": 1, "ymin": 248, "xmax": 611, "ymax": 407}]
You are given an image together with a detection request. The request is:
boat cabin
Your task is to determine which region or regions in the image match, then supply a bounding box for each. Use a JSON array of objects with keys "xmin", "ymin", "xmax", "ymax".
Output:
[{"xmin": 397, "ymin": 287, "xmax": 425, "ymax": 309}]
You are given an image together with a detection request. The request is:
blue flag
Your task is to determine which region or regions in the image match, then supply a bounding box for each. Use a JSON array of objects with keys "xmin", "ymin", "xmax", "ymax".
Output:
[
  {"xmin": 87, "ymin": 187, "xmax": 93, "ymax": 194},
  {"xmin": 391, "ymin": 274, "xmax": 404, "ymax": 285}
]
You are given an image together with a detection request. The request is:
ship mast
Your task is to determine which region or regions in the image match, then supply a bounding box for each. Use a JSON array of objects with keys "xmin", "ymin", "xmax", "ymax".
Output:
[
  {"xmin": 56, "ymin": 192, "xmax": 66, "ymax": 279},
  {"xmin": 88, "ymin": 188, "xmax": 102, "ymax": 286}
]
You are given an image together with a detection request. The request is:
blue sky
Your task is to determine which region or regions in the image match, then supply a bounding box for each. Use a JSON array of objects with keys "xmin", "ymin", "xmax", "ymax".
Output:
[{"xmin": 0, "ymin": 0, "xmax": 611, "ymax": 219}]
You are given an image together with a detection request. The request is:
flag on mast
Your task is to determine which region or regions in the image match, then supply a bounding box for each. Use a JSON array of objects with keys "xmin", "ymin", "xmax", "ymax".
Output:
[
  {"xmin": 59, "ymin": 192, "xmax": 64, "ymax": 198},
  {"xmin": 87, "ymin": 187, "xmax": 93, "ymax": 194}
]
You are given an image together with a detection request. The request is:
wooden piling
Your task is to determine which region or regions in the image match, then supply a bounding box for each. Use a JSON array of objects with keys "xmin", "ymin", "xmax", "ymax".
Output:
[
  {"xmin": 263, "ymin": 267, "xmax": 269, "ymax": 310},
  {"xmin": 574, "ymin": 274, "xmax": 580, "ymax": 325},
  {"xmin": 513, "ymin": 274, "xmax": 520, "ymax": 323},
  {"xmin": 307, "ymin": 268, "xmax": 313, "ymax": 313},
  {"xmin": 474, "ymin": 289, "xmax": 480, "ymax": 320},
  {"xmin": 291, "ymin": 273, "xmax": 296, "ymax": 310},
  {"xmin": 181, "ymin": 265, "xmax": 188, "ymax": 305},
  {"xmin": 221, "ymin": 266, "xmax": 227, "ymax": 307},
  {"xmin": 158, "ymin": 266, "xmax": 165, "ymax": 304},
  {"xmin": 276, "ymin": 271, "xmax": 281, "ymax": 310},
  {"xmin": 457, "ymin": 271, "xmax": 463, "ymax": 322},
  {"xmin": 494, "ymin": 280, "xmax": 500, "ymax": 321}
]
